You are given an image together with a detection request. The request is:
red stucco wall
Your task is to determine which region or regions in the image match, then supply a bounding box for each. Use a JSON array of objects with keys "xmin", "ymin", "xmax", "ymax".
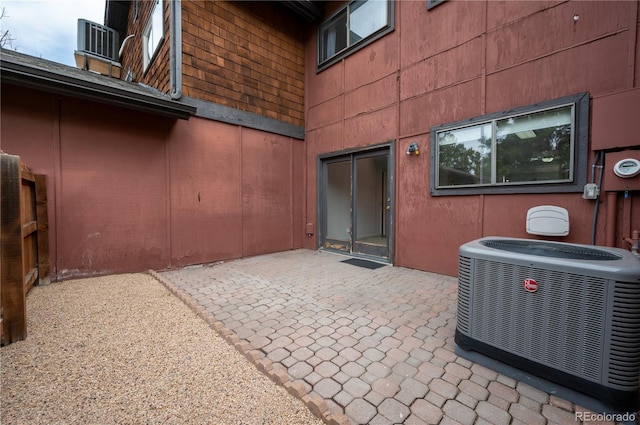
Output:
[
  {"xmin": 168, "ymin": 119, "xmax": 305, "ymax": 266},
  {"xmin": 1, "ymin": 84, "xmax": 304, "ymax": 280},
  {"xmin": 304, "ymin": 0, "xmax": 640, "ymax": 276}
]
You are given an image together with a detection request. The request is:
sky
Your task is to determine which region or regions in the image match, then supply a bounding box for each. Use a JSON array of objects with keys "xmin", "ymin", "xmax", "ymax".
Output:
[{"xmin": 1, "ymin": 0, "xmax": 105, "ymax": 66}]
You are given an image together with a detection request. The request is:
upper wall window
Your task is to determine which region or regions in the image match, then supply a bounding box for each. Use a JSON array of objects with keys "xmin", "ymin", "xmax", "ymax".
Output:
[
  {"xmin": 430, "ymin": 93, "xmax": 589, "ymax": 196},
  {"xmin": 317, "ymin": 0, "xmax": 394, "ymax": 71},
  {"xmin": 143, "ymin": 0, "xmax": 163, "ymax": 71}
]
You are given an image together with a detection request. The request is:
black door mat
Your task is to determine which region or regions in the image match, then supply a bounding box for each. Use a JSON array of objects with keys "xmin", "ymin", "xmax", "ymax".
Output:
[{"xmin": 341, "ymin": 258, "xmax": 386, "ymax": 270}]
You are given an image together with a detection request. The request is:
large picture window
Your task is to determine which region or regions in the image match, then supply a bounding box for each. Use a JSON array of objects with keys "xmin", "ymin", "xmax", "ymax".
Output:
[
  {"xmin": 317, "ymin": 0, "xmax": 393, "ymax": 71},
  {"xmin": 430, "ymin": 93, "xmax": 589, "ymax": 196}
]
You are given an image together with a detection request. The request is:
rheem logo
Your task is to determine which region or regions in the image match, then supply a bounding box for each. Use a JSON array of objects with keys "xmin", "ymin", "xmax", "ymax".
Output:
[{"xmin": 523, "ymin": 278, "xmax": 538, "ymax": 293}]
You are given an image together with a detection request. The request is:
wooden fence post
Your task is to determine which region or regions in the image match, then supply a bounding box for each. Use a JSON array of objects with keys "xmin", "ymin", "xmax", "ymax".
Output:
[
  {"xmin": 1, "ymin": 154, "xmax": 27, "ymax": 344},
  {"xmin": 35, "ymin": 174, "xmax": 50, "ymax": 286}
]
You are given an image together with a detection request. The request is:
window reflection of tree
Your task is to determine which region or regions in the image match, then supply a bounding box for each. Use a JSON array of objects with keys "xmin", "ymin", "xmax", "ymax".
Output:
[
  {"xmin": 496, "ymin": 124, "xmax": 571, "ymax": 183},
  {"xmin": 439, "ymin": 131, "xmax": 491, "ymax": 186}
]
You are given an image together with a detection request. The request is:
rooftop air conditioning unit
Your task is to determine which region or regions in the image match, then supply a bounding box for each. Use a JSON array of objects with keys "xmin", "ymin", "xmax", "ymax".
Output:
[
  {"xmin": 455, "ymin": 237, "xmax": 640, "ymax": 412},
  {"xmin": 77, "ymin": 19, "xmax": 119, "ymax": 62}
]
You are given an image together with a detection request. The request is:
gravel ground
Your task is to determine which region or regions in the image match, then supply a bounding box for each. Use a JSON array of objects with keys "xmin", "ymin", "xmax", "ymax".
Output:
[{"xmin": 1, "ymin": 273, "xmax": 324, "ymax": 425}]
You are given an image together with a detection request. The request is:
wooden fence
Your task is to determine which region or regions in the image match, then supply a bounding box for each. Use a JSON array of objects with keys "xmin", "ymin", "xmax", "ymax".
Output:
[{"xmin": 1, "ymin": 153, "xmax": 50, "ymax": 345}]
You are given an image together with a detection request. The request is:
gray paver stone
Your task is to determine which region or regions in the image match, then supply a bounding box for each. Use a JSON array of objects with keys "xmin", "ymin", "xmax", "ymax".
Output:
[
  {"xmin": 442, "ymin": 399, "xmax": 477, "ymax": 425},
  {"xmin": 345, "ymin": 398, "xmax": 377, "ymax": 425},
  {"xmin": 442, "ymin": 372, "xmax": 462, "ymax": 386},
  {"xmin": 410, "ymin": 399, "xmax": 444, "ymax": 424},
  {"xmin": 317, "ymin": 336, "xmax": 337, "ymax": 347},
  {"xmin": 364, "ymin": 388, "xmax": 385, "ymax": 406},
  {"xmin": 367, "ymin": 361, "xmax": 392, "ymax": 378},
  {"xmin": 409, "ymin": 347, "xmax": 433, "ymax": 362},
  {"xmin": 331, "ymin": 355, "xmax": 348, "ymax": 368},
  {"xmin": 488, "ymin": 394, "xmax": 510, "ymax": 410},
  {"xmin": 428, "ymin": 378, "xmax": 458, "ymax": 399},
  {"xmin": 267, "ymin": 347, "xmax": 290, "ymax": 362},
  {"xmin": 314, "ymin": 378, "xmax": 342, "ymax": 398},
  {"xmin": 333, "ymin": 371, "xmax": 351, "ymax": 385},
  {"xmin": 542, "ymin": 405, "xmax": 579, "ymax": 425},
  {"xmin": 509, "ymin": 403, "xmax": 546, "ymax": 425},
  {"xmin": 392, "ymin": 362, "xmax": 418, "ymax": 379},
  {"xmin": 340, "ymin": 347, "xmax": 361, "ymax": 362},
  {"xmin": 455, "ymin": 392, "xmax": 479, "ymax": 409},
  {"xmin": 307, "ymin": 355, "xmax": 323, "ymax": 367},
  {"xmin": 458, "ymin": 379, "xmax": 489, "ymax": 401},
  {"xmin": 378, "ymin": 398, "xmax": 410, "ymax": 423},
  {"xmin": 444, "ymin": 362, "xmax": 472, "ymax": 380},
  {"xmin": 470, "ymin": 363, "xmax": 498, "ymax": 380},
  {"xmin": 291, "ymin": 347, "xmax": 314, "ymax": 361},
  {"xmin": 363, "ymin": 347, "xmax": 385, "ymax": 362},
  {"xmin": 433, "ymin": 347, "xmax": 457, "ymax": 363},
  {"xmin": 305, "ymin": 371, "xmax": 322, "ymax": 386},
  {"xmin": 487, "ymin": 381, "xmax": 519, "ymax": 403},
  {"xmin": 416, "ymin": 362, "xmax": 444, "ymax": 382},
  {"xmin": 404, "ymin": 415, "xmax": 429, "ymax": 425},
  {"xmin": 476, "ymin": 400, "xmax": 512, "ymax": 425},
  {"xmin": 515, "ymin": 382, "xmax": 549, "ymax": 404},
  {"xmin": 371, "ymin": 378, "xmax": 400, "ymax": 398},
  {"xmin": 316, "ymin": 361, "xmax": 340, "ymax": 378},
  {"xmin": 517, "ymin": 395, "xmax": 542, "ymax": 412},
  {"xmin": 288, "ymin": 361, "xmax": 313, "ymax": 379},
  {"xmin": 386, "ymin": 348, "xmax": 409, "ymax": 363},
  {"xmin": 334, "ymin": 390, "xmax": 355, "ymax": 409},
  {"xmin": 317, "ymin": 347, "xmax": 338, "ymax": 361},
  {"xmin": 341, "ymin": 361, "xmax": 366, "ymax": 378},
  {"xmin": 369, "ymin": 414, "xmax": 393, "ymax": 425},
  {"xmin": 343, "ymin": 377, "xmax": 371, "ymax": 398},
  {"xmin": 496, "ymin": 374, "xmax": 517, "ymax": 388},
  {"xmin": 337, "ymin": 335, "xmax": 358, "ymax": 347},
  {"xmin": 400, "ymin": 378, "xmax": 429, "ymax": 399}
]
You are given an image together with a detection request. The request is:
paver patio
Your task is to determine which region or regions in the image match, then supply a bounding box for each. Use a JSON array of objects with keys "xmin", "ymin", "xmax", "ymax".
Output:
[{"xmin": 156, "ymin": 249, "xmax": 619, "ymax": 425}]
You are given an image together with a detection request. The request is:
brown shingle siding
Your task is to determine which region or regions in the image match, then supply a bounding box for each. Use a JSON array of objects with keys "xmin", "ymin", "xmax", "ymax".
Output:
[
  {"xmin": 121, "ymin": 1, "xmax": 304, "ymax": 127},
  {"xmin": 182, "ymin": 0, "xmax": 305, "ymax": 127},
  {"xmin": 120, "ymin": 0, "xmax": 171, "ymax": 93}
]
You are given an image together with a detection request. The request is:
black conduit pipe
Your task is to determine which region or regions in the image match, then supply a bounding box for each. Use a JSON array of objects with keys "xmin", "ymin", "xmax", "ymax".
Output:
[{"xmin": 591, "ymin": 151, "xmax": 605, "ymax": 245}]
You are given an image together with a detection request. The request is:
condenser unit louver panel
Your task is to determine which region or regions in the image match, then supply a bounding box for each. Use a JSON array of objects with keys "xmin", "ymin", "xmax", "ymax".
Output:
[
  {"xmin": 455, "ymin": 237, "xmax": 640, "ymax": 412},
  {"xmin": 77, "ymin": 19, "xmax": 119, "ymax": 62}
]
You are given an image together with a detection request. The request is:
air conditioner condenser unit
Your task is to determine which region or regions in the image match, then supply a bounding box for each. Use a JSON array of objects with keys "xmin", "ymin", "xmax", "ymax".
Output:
[
  {"xmin": 455, "ymin": 237, "xmax": 640, "ymax": 412},
  {"xmin": 77, "ymin": 19, "xmax": 119, "ymax": 62}
]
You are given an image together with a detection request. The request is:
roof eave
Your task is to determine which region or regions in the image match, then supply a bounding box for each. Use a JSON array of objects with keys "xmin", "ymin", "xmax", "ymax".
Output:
[
  {"xmin": 1, "ymin": 59, "xmax": 195, "ymax": 120},
  {"xmin": 280, "ymin": 0, "xmax": 324, "ymax": 23}
]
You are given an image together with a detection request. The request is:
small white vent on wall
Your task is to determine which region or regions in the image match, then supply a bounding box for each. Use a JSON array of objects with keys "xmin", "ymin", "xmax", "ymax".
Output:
[{"xmin": 77, "ymin": 19, "xmax": 119, "ymax": 62}]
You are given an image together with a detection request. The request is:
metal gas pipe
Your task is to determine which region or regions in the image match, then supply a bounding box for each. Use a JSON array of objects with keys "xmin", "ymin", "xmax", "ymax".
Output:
[{"xmin": 623, "ymin": 230, "xmax": 639, "ymax": 257}]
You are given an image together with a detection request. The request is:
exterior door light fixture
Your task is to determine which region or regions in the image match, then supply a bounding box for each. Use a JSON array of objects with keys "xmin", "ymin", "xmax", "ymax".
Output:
[{"xmin": 407, "ymin": 142, "xmax": 420, "ymax": 155}]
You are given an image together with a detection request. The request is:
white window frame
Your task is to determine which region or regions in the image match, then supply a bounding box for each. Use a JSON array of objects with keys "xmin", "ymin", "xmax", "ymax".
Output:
[
  {"xmin": 429, "ymin": 93, "xmax": 589, "ymax": 196},
  {"xmin": 317, "ymin": 0, "xmax": 394, "ymax": 72},
  {"xmin": 143, "ymin": 0, "xmax": 164, "ymax": 72}
]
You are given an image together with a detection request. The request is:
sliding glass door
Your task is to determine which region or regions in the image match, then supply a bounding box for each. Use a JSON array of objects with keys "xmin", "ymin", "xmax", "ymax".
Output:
[{"xmin": 321, "ymin": 148, "xmax": 392, "ymax": 259}]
